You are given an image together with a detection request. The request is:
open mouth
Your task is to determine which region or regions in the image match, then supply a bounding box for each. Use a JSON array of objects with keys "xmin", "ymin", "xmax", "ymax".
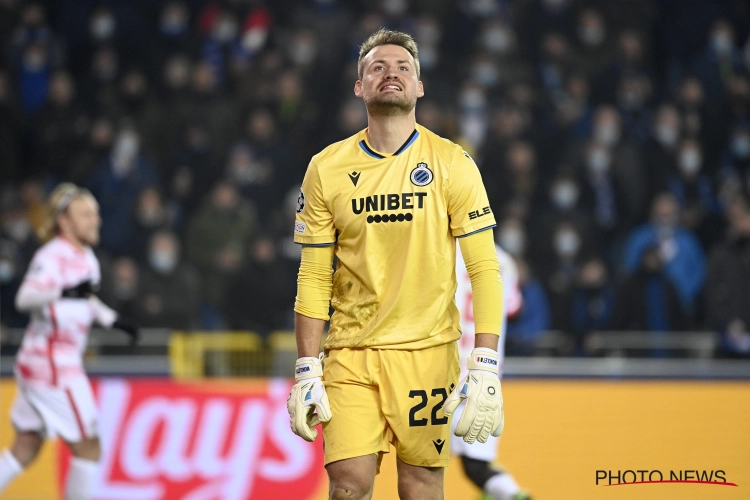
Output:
[{"xmin": 380, "ymin": 84, "xmax": 402, "ymax": 92}]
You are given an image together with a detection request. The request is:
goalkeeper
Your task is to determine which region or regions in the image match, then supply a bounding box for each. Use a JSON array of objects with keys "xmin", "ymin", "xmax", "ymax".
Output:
[{"xmin": 287, "ymin": 28, "xmax": 503, "ymax": 500}]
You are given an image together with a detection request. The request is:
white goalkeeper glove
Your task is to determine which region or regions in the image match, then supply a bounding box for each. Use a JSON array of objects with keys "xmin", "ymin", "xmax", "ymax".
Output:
[
  {"xmin": 443, "ymin": 347, "xmax": 504, "ymax": 444},
  {"xmin": 287, "ymin": 355, "xmax": 332, "ymax": 442}
]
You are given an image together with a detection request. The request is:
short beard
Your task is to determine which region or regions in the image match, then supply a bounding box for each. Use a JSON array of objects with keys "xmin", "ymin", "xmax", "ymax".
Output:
[{"xmin": 365, "ymin": 94, "xmax": 416, "ymax": 117}]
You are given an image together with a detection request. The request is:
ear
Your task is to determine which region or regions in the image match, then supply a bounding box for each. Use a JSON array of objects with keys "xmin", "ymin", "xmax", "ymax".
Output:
[
  {"xmin": 416, "ymin": 80, "xmax": 424, "ymax": 98},
  {"xmin": 354, "ymin": 80, "xmax": 363, "ymax": 98}
]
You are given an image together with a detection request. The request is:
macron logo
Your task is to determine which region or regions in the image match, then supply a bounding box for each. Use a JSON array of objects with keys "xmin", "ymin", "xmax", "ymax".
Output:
[{"xmin": 476, "ymin": 356, "xmax": 498, "ymax": 366}]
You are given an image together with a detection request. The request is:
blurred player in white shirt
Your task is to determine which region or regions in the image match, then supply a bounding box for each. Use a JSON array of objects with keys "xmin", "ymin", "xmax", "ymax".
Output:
[
  {"xmin": 0, "ymin": 183, "xmax": 138, "ymax": 500},
  {"xmin": 453, "ymin": 243, "xmax": 529, "ymax": 500}
]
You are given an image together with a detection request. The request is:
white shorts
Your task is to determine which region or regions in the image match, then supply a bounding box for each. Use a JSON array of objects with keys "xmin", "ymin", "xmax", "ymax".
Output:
[
  {"xmin": 10, "ymin": 376, "xmax": 98, "ymax": 443},
  {"xmin": 449, "ymin": 403, "xmax": 499, "ymax": 462}
]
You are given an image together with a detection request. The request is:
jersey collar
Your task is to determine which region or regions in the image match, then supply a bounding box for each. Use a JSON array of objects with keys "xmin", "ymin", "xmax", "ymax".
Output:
[{"xmin": 359, "ymin": 128, "xmax": 420, "ymax": 160}]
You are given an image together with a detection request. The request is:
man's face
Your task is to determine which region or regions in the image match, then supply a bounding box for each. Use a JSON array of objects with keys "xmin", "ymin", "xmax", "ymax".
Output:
[
  {"xmin": 355, "ymin": 44, "xmax": 423, "ymax": 116},
  {"xmin": 61, "ymin": 196, "xmax": 101, "ymax": 246}
]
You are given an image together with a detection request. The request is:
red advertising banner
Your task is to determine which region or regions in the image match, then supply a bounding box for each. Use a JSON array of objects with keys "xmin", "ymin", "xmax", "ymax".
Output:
[{"xmin": 59, "ymin": 378, "xmax": 326, "ymax": 500}]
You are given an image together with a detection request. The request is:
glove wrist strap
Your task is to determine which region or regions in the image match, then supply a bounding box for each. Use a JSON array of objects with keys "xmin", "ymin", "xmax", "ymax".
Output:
[
  {"xmin": 295, "ymin": 356, "xmax": 323, "ymax": 381},
  {"xmin": 467, "ymin": 347, "xmax": 499, "ymax": 375}
]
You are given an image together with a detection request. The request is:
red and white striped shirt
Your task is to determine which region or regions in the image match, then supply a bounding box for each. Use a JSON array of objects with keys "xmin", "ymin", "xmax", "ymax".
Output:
[{"xmin": 14, "ymin": 236, "xmax": 116, "ymax": 386}]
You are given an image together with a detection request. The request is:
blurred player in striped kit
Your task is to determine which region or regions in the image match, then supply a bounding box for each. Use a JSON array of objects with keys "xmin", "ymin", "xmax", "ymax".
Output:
[
  {"xmin": 0, "ymin": 183, "xmax": 138, "ymax": 499},
  {"xmin": 454, "ymin": 243, "xmax": 530, "ymax": 500}
]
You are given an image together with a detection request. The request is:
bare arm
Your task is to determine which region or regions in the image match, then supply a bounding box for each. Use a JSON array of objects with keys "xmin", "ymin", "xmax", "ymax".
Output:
[{"xmin": 295, "ymin": 313, "xmax": 326, "ymax": 358}]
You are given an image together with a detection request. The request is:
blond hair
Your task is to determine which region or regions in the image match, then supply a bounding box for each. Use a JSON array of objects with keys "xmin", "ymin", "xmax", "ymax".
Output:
[
  {"xmin": 37, "ymin": 183, "xmax": 94, "ymax": 241},
  {"xmin": 357, "ymin": 28, "xmax": 420, "ymax": 79}
]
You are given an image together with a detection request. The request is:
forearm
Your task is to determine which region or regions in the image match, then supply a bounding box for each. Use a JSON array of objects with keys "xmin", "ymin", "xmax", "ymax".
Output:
[
  {"xmin": 295, "ymin": 312, "xmax": 326, "ymax": 358},
  {"xmin": 458, "ymin": 230, "xmax": 503, "ymax": 345},
  {"xmin": 15, "ymin": 282, "xmax": 60, "ymax": 312}
]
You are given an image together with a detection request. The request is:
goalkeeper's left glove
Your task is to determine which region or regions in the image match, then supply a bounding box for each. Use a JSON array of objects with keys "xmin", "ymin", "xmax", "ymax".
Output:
[
  {"xmin": 443, "ymin": 347, "xmax": 504, "ymax": 444},
  {"xmin": 287, "ymin": 355, "xmax": 332, "ymax": 442}
]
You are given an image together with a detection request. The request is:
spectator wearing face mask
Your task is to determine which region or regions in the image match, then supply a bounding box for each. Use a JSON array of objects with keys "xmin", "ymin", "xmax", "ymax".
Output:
[
  {"xmin": 223, "ymin": 236, "xmax": 296, "ymax": 335},
  {"xmin": 643, "ymin": 104, "xmax": 682, "ymax": 195},
  {"xmin": 185, "ymin": 181, "xmax": 258, "ymax": 326},
  {"xmin": 667, "ymin": 138, "xmax": 723, "ymax": 248},
  {"xmin": 594, "ymin": 30, "xmax": 652, "ymax": 104},
  {"xmin": 623, "ymin": 192, "xmax": 706, "ymax": 313},
  {"xmin": 720, "ymin": 123, "xmax": 750, "ymax": 193},
  {"xmin": 224, "ymin": 142, "xmax": 274, "ymax": 215},
  {"xmin": 28, "ymin": 71, "xmax": 89, "ymax": 177},
  {"xmin": 615, "ymin": 72, "xmax": 654, "ymax": 143},
  {"xmin": 85, "ymin": 124, "xmax": 159, "ymax": 255},
  {"xmin": 166, "ymin": 121, "xmax": 221, "ymax": 218},
  {"xmin": 98, "ymin": 256, "xmax": 140, "ymax": 321},
  {"xmin": 572, "ymin": 8, "xmax": 614, "ymax": 79},
  {"xmin": 572, "ymin": 105, "xmax": 647, "ymax": 232},
  {"xmin": 68, "ymin": 117, "xmax": 115, "ymax": 184},
  {"xmin": 570, "ymin": 256, "xmax": 614, "ymax": 343},
  {"xmin": 530, "ymin": 174, "xmax": 598, "ymax": 266},
  {"xmin": 135, "ymin": 231, "xmax": 199, "ymax": 330},
  {"xmin": 505, "ymin": 257, "xmax": 551, "ymax": 355},
  {"xmin": 495, "ymin": 216, "xmax": 527, "ymax": 260},
  {"xmin": 576, "ymin": 140, "xmax": 627, "ymax": 245},
  {"xmin": 153, "ymin": 1, "xmax": 197, "ymax": 67},
  {"xmin": 707, "ymin": 199, "xmax": 750, "ymax": 357},
  {"xmin": 0, "ymin": 240, "xmax": 29, "ymax": 328},
  {"xmin": 541, "ymin": 221, "xmax": 584, "ymax": 332},
  {"xmin": 125, "ymin": 187, "xmax": 172, "ymax": 261},
  {"xmin": 613, "ymin": 246, "xmax": 687, "ymax": 335},
  {"xmin": 692, "ymin": 19, "xmax": 745, "ymax": 105}
]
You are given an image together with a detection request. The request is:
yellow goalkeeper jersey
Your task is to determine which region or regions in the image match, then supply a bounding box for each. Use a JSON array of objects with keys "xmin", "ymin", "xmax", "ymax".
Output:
[{"xmin": 293, "ymin": 124, "xmax": 496, "ymax": 350}]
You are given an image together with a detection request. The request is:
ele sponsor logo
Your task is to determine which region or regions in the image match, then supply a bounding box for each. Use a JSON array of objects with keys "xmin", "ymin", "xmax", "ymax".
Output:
[{"xmin": 596, "ymin": 469, "xmax": 737, "ymax": 487}]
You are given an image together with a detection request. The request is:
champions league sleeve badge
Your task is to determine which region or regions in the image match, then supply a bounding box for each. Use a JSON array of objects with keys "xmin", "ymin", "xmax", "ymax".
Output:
[
  {"xmin": 296, "ymin": 188, "xmax": 305, "ymax": 213},
  {"xmin": 410, "ymin": 162, "xmax": 433, "ymax": 187}
]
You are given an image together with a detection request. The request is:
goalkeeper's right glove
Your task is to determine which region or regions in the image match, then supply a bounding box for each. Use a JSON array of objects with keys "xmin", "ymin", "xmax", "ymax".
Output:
[
  {"xmin": 286, "ymin": 355, "xmax": 332, "ymax": 442},
  {"xmin": 443, "ymin": 347, "xmax": 504, "ymax": 444}
]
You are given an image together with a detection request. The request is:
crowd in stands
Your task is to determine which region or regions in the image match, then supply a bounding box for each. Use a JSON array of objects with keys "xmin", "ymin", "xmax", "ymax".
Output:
[{"xmin": 1, "ymin": 0, "xmax": 750, "ymax": 357}]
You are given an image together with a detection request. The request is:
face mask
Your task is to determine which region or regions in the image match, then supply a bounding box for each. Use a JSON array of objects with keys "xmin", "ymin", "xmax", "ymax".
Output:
[
  {"xmin": 242, "ymin": 28, "xmax": 268, "ymax": 52},
  {"xmin": 594, "ymin": 123, "xmax": 620, "ymax": 146},
  {"xmin": 655, "ymin": 123, "xmax": 678, "ymax": 147},
  {"xmin": 213, "ymin": 19, "xmax": 238, "ymax": 42},
  {"xmin": 587, "ymin": 148, "xmax": 611, "ymax": 174},
  {"xmin": 579, "ymin": 25, "xmax": 605, "ymax": 46},
  {"xmin": 554, "ymin": 230, "xmax": 580, "ymax": 257},
  {"xmin": 91, "ymin": 15, "xmax": 115, "ymax": 40},
  {"xmin": 483, "ymin": 28, "xmax": 512, "ymax": 54},
  {"xmin": 459, "ymin": 89, "xmax": 486, "ymax": 111},
  {"xmin": 467, "ymin": 0, "xmax": 499, "ymax": 16},
  {"xmin": 0, "ymin": 260, "xmax": 15, "ymax": 283},
  {"xmin": 712, "ymin": 32, "xmax": 732, "ymax": 55},
  {"xmin": 113, "ymin": 280, "xmax": 137, "ymax": 300},
  {"xmin": 679, "ymin": 149, "xmax": 701, "ymax": 175},
  {"xmin": 160, "ymin": 13, "xmax": 188, "ymax": 36},
  {"xmin": 150, "ymin": 250, "xmax": 178, "ymax": 274},
  {"xmin": 732, "ymin": 135, "xmax": 750, "ymax": 158},
  {"xmin": 138, "ymin": 207, "xmax": 163, "ymax": 226},
  {"xmin": 619, "ymin": 89, "xmax": 644, "ymax": 110},
  {"xmin": 551, "ymin": 183, "xmax": 579, "ymax": 209},
  {"xmin": 419, "ymin": 44, "xmax": 438, "ymax": 71},
  {"xmin": 5, "ymin": 219, "xmax": 31, "ymax": 242},
  {"xmin": 23, "ymin": 51, "xmax": 46, "ymax": 71},
  {"xmin": 289, "ymin": 42, "xmax": 317, "ymax": 65},
  {"xmin": 472, "ymin": 62, "xmax": 499, "ymax": 87},
  {"xmin": 382, "ymin": 0, "xmax": 407, "ymax": 16},
  {"xmin": 499, "ymin": 228, "xmax": 524, "ymax": 256}
]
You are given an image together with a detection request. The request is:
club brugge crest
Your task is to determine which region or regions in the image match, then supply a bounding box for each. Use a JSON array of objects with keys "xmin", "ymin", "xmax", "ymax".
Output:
[
  {"xmin": 296, "ymin": 188, "xmax": 305, "ymax": 213},
  {"xmin": 410, "ymin": 162, "xmax": 433, "ymax": 187}
]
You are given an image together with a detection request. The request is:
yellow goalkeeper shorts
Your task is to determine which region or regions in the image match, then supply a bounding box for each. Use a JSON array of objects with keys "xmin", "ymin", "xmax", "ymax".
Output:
[{"xmin": 321, "ymin": 342, "xmax": 459, "ymax": 468}]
